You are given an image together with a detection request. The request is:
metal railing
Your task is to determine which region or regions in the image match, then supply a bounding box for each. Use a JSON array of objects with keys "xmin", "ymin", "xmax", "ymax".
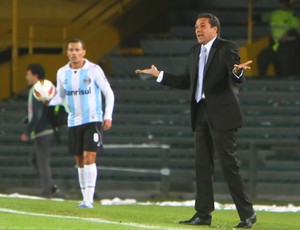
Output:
[{"xmin": 243, "ymin": 139, "xmax": 300, "ymax": 199}]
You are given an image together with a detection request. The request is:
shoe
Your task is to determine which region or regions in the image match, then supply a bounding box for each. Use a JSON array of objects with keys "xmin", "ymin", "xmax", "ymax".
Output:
[
  {"xmin": 179, "ymin": 213, "xmax": 211, "ymax": 226},
  {"xmin": 51, "ymin": 185, "xmax": 60, "ymax": 194},
  {"xmin": 77, "ymin": 202, "xmax": 93, "ymax": 209},
  {"xmin": 234, "ymin": 214, "xmax": 257, "ymax": 229}
]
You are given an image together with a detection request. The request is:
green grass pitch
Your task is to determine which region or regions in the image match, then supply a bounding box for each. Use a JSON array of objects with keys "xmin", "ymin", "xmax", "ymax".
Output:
[{"xmin": 0, "ymin": 197, "xmax": 299, "ymax": 229}]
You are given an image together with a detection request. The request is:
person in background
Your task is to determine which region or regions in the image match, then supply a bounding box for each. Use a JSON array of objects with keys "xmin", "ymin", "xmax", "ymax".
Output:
[
  {"xmin": 257, "ymin": 0, "xmax": 300, "ymax": 77},
  {"xmin": 53, "ymin": 38, "xmax": 114, "ymax": 208},
  {"xmin": 135, "ymin": 13, "xmax": 256, "ymax": 228},
  {"xmin": 21, "ymin": 63, "xmax": 59, "ymax": 198}
]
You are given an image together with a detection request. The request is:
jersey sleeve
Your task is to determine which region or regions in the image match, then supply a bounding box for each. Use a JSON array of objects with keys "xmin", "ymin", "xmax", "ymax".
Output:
[{"xmin": 94, "ymin": 65, "xmax": 114, "ymax": 120}]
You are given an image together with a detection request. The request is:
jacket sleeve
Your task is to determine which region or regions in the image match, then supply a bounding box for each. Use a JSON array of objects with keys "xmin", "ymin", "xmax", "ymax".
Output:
[
  {"xmin": 161, "ymin": 70, "xmax": 190, "ymax": 90},
  {"xmin": 224, "ymin": 41, "xmax": 245, "ymax": 84},
  {"xmin": 25, "ymin": 98, "xmax": 44, "ymax": 135}
]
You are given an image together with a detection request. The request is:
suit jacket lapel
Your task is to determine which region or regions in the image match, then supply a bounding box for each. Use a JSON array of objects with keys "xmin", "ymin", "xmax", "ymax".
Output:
[
  {"xmin": 191, "ymin": 44, "xmax": 201, "ymax": 89},
  {"xmin": 204, "ymin": 37, "xmax": 219, "ymax": 76}
]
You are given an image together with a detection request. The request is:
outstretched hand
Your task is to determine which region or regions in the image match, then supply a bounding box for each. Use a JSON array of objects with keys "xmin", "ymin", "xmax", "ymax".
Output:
[
  {"xmin": 233, "ymin": 60, "xmax": 252, "ymax": 75},
  {"xmin": 135, "ymin": 65, "xmax": 160, "ymax": 77}
]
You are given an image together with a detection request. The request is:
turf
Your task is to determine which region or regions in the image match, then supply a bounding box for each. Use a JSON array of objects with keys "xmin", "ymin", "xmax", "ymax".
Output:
[{"xmin": 0, "ymin": 197, "xmax": 299, "ymax": 229}]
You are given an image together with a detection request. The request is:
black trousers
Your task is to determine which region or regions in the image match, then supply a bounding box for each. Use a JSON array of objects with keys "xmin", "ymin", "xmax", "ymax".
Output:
[
  {"xmin": 193, "ymin": 101, "xmax": 254, "ymax": 220},
  {"xmin": 30, "ymin": 133, "xmax": 54, "ymax": 197}
]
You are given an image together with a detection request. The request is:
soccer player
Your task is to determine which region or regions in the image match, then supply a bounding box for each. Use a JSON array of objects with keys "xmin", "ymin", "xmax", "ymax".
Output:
[{"xmin": 55, "ymin": 38, "xmax": 114, "ymax": 208}]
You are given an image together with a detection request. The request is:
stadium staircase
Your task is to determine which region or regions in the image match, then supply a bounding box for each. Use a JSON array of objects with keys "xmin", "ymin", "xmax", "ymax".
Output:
[{"xmin": 105, "ymin": 2, "xmax": 273, "ymax": 77}]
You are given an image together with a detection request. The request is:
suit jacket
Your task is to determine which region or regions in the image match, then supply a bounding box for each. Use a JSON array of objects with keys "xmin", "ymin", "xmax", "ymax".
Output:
[{"xmin": 161, "ymin": 37, "xmax": 244, "ymax": 132}]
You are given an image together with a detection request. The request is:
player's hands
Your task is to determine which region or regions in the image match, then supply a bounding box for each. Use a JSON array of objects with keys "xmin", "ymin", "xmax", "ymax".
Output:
[
  {"xmin": 233, "ymin": 60, "xmax": 252, "ymax": 75},
  {"xmin": 42, "ymin": 100, "xmax": 50, "ymax": 105},
  {"xmin": 42, "ymin": 90, "xmax": 57, "ymax": 105},
  {"xmin": 135, "ymin": 65, "xmax": 160, "ymax": 77},
  {"xmin": 102, "ymin": 119, "xmax": 112, "ymax": 131},
  {"xmin": 20, "ymin": 133, "xmax": 29, "ymax": 142}
]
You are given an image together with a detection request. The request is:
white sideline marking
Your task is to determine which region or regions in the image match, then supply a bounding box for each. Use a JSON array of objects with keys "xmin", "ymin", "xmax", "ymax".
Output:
[
  {"xmin": 0, "ymin": 208, "xmax": 183, "ymax": 230},
  {"xmin": 1, "ymin": 193, "xmax": 300, "ymax": 212},
  {"xmin": 1, "ymin": 193, "xmax": 300, "ymax": 213}
]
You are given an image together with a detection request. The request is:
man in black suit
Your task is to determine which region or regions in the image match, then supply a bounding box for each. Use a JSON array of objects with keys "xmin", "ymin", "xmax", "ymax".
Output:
[{"xmin": 136, "ymin": 13, "xmax": 256, "ymax": 228}]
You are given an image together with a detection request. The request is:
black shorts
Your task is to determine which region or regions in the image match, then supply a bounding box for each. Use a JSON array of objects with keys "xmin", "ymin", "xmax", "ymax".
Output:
[{"xmin": 68, "ymin": 122, "xmax": 103, "ymax": 156}]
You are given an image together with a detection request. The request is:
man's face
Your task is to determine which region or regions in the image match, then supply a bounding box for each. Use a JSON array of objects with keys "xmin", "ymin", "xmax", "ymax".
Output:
[
  {"xmin": 25, "ymin": 70, "xmax": 37, "ymax": 86},
  {"xmin": 195, "ymin": 17, "xmax": 218, "ymax": 45},
  {"xmin": 67, "ymin": 42, "xmax": 86, "ymax": 66}
]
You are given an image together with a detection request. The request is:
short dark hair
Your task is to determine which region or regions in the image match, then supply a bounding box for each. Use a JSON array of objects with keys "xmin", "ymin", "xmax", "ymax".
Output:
[
  {"xmin": 27, "ymin": 63, "xmax": 46, "ymax": 80},
  {"xmin": 197, "ymin": 13, "xmax": 221, "ymax": 35},
  {"xmin": 68, "ymin": 38, "xmax": 85, "ymax": 49}
]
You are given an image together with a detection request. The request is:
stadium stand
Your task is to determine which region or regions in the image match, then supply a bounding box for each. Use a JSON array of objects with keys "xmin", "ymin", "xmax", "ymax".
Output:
[
  {"xmin": 1, "ymin": 0, "xmax": 300, "ymax": 201},
  {"xmin": 1, "ymin": 77, "xmax": 300, "ymax": 201}
]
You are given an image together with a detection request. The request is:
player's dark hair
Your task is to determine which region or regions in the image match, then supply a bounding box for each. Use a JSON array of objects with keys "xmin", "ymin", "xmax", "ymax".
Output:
[
  {"xmin": 68, "ymin": 38, "xmax": 85, "ymax": 49},
  {"xmin": 27, "ymin": 63, "xmax": 46, "ymax": 80},
  {"xmin": 197, "ymin": 13, "xmax": 221, "ymax": 36}
]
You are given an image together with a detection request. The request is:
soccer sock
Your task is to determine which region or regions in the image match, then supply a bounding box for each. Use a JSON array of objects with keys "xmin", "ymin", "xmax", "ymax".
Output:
[
  {"xmin": 77, "ymin": 167, "xmax": 86, "ymax": 202},
  {"xmin": 84, "ymin": 163, "xmax": 97, "ymax": 205}
]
